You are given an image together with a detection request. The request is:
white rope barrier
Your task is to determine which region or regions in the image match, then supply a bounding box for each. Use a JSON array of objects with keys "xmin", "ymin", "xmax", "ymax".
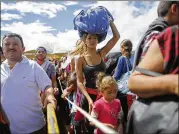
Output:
[{"xmin": 59, "ymin": 79, "xmax": 118, "ymax": 134}]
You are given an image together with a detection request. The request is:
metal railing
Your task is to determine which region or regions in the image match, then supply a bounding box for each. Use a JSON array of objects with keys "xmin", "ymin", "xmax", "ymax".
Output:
[
  {"xmin": 59, "ymin": 80, "xmax": 118, "ymax": 134},
  {"xmin": 47, "ymin": 103, "xmax": 60, "ymax": 134},
  {"xmin": 46, "ymin": 79, "xmax": 119, "ymax": 134}
]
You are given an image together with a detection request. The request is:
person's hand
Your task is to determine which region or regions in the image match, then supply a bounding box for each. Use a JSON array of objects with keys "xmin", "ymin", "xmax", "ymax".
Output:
[
  {"xmin": 57, "ymin": 76, "xmax": 62, "ymax": 81},
  {"xmin": 88, "ymin": 98, "xmax": 94, "ymax": 114},
  {"xmin": 61, "ymin": 89, "xmax": 70, "ymax": 100},
  {"xmin": 54, "ymin": 87, "xmax": 59, "ymax": 95},
  {"xmin": 108, "ymin": 16, "xmax": 113, "ymax": 23},
  {"xmin": 43, "ymin": 94, "xmax": 57, "ymax": 110},
  {"xmin": 106, "ymin": 13, "xmax": 113, "ymax": 23}
]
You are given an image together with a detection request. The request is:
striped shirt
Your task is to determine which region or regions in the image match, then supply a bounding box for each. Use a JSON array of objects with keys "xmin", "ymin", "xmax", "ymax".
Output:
[{"xmin": 155, "ymin": 25, "xmax": 179, "ymax": 74}]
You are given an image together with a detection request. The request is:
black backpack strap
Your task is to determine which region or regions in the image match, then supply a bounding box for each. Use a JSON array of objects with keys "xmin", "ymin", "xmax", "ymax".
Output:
[
  {"xmin": 135, "ymin": 66, "xmax": 163, "ymax": 77},
  {"xmin": 132, "ymin": 24, "xmax": 168, "ymax": 72},
  {"xmin": 132, "ymin": 33, "xmax": 147, "ymax": 72}
]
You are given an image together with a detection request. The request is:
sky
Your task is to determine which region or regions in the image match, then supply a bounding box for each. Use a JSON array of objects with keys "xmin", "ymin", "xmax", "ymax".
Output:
[{"xmin": 1, "ymin": 1, "xmax": 159, "ymax": 54}]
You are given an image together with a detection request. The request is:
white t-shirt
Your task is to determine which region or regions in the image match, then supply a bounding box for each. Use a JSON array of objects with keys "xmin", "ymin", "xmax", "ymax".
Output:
[{"xmin": 1, "ymin": 56, "xmax": 52, "ymax": 133}]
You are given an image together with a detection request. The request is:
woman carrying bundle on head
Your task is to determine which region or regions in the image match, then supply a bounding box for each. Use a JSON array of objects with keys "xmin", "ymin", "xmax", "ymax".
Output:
[{"xmin": 75, "ymin": 15, "xmax": 120, "ymax": 134}]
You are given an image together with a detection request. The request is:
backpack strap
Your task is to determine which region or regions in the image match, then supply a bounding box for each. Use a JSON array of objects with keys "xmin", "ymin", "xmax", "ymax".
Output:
[
  {"xmin": 135, "ymin": 66, "xmax": 163, "ymax": 77},
  {"xmin": 132, "ymin": 22, "xmax": 168, "ymax": 72}
]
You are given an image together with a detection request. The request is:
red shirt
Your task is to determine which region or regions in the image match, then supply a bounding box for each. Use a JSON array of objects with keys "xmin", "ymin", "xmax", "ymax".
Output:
[
  {"xmin": 155, "ymin": 25, "xmax": 179, "ymax": 74},
  {"xmin": 92, "ymin": 97, "xmax": 121, "ymax": 134}
]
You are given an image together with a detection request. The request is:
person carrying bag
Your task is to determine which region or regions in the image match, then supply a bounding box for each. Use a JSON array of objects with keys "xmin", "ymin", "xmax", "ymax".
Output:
[
  {"xmin": 117, "ymin": 57, "xmax": 132, "ymax": 94},
  {"xmin": 127, "ymin": 67, "xmax": 178, "ymax": 134},
  {"xmin": 113, "ymin": 39, "xmax": 136, "ymax": 134},
  {"xmin": 127, "ymin": 25, "xmax": 179, "ymax": 134}
]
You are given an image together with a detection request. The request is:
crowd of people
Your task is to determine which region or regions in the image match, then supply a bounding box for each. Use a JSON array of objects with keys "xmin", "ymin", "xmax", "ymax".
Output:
[{"xmin": 0, "ymin": 1, "xmax": 178, "ymax": 134}]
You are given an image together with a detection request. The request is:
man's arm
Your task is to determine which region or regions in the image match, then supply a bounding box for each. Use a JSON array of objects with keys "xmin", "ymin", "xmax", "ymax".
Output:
[
  {"xmin": 51, "ymin": 75, "xmax": 57, "ymax": 88},
  {"xmin": 128, "ymin": 39, "xmax": 178, "ymax": 97},
  {"xmin": 35, "ymin": 63, "xmax": 57, "ymax": 109},
  {"xmin": 44, "ymin": 86, "xmax": 57, "ymax": 109}
]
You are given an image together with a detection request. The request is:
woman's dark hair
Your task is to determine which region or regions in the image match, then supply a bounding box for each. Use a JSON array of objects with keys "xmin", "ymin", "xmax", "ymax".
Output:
[
  {"xmin": 2, "ymin": 33, "xmax": 24, "ymax": 47},
  {"xmin": 120, "ymin": 39, "xmax": 133, "ymax": 58}
]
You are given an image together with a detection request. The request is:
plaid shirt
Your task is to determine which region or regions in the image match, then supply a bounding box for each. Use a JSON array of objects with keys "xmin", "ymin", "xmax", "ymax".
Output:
[
  {"xmin": 135, "ymin": 17, "xmax": 169, "ymax": 66},
  {"xmin": 140, "ymin": 31, "xmax": 160, "ymax": 60},
  {"xmin": 155, "ymin": 25, "xmax": 179, "ymax": 74}
]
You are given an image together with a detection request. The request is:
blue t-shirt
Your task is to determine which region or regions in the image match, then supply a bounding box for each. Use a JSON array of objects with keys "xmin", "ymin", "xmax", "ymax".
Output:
[
  {"xmin": 114, "ymin": 56, "xmax": 132, "ymax": 81},
  {"xmin": 129, "ymin": 55, "xmax": 134, "ymax": 66}
]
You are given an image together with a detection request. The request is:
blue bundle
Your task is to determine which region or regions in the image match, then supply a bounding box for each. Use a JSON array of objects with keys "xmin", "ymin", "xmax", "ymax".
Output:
[{"xmin": 73, "ymin": 6, "xmax": 114, "ymax": 43}]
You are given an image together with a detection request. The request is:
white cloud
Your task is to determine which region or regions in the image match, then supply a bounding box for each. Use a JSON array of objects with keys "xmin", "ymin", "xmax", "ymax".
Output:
[
  {"xmin": 73, "ymin": 9, "xmax": 83, "ymax": 16},
  {"xmin": 1, "ymin": 20, "xmax": 79, "ymax": 54},
  {"xmin": 1, "ymin": 21, "xmax": 58, "ymax": 52},
  {"xmin": 55, "ymin": 30, "xmax": 79, "ymax": 53},
  {"xmin": 1, "ymin": 1, "xmax": 160, "ymax": 54},
  {"xmin": 83, "ymin": 1, "xmax": 159, "ymax": 52},
  {"xmin": 1, "ymin": 1, "xmax": 66, "ymax": 18},
  {"xmin": 1, "ymin": 20, "xmax": 56, "ymax": 34},
  {"xmin": 63, "ymin": 1, "xmax": 79, "ymax": 6},
  {"xmin": 1, "ymin": 13, "xmax": 22, "ymax": 20}
]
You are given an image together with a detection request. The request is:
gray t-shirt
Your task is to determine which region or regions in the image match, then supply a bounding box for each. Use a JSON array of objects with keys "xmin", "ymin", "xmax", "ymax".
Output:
[
  {"xmin": 46, "ymin": 63, "xmax": 56, "ymax": 79},
  {"xmin": 41, "ymin": 60, "xmax": 56, "ymax": 79}
]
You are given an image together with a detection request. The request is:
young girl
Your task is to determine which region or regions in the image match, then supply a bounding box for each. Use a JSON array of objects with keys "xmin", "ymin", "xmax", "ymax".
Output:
[{"xmin": 90, "ymin": 72, "xmax": 123, "ymax": 134}]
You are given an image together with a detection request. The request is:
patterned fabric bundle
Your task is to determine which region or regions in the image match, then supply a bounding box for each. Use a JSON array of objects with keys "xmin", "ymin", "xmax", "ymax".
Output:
[{"xmin": 73, "ymin": 6, "xmax": 114, "ymax": 43}]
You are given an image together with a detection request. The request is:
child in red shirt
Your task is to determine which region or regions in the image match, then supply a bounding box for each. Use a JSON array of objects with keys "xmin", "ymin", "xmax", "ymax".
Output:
[{"xmin": 90, "ymin": 72, "xmax": 123, "ymax": 134}]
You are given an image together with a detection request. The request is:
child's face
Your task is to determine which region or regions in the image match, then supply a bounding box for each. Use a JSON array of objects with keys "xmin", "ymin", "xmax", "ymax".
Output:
[{"xmin": 101, "ymin": 84, "xmax": 117, "ymax": 101}]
